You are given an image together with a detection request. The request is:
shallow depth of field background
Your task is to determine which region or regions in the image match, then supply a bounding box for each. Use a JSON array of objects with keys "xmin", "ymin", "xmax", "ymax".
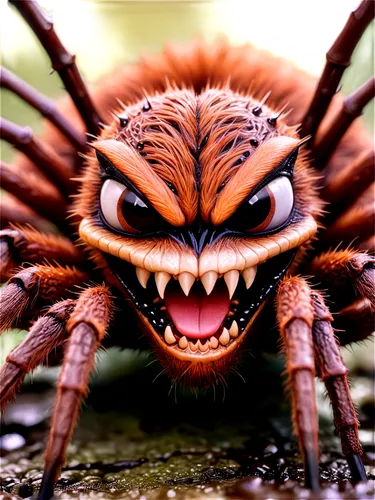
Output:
[
  {"xmin": 0, "ymin": 2, "xmax": 374, "ymax": 497},
  {"xmin": 0, "ymin": 0, "xmax": 374, "ymax": 369}
]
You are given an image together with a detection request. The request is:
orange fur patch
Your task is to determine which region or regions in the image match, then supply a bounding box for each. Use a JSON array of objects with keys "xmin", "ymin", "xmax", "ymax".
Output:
[
  {"xmin": 211, "ymin": 136, "xmax": 301, "ymax": 225},
  {"xmin": 94, "ymin": 140, "xmax": 185, "ymax": 226}
]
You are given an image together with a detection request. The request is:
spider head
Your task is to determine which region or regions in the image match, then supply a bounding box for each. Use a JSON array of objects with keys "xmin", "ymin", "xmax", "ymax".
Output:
[{"xmin": 77, "ymin": 88, "xmax": 319, "ymax": 386}]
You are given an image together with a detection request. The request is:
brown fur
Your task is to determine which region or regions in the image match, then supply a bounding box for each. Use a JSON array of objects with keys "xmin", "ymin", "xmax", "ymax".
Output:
[{"xmin": 1, "ymin": 26, "xmax": 374, "ymax": 494}]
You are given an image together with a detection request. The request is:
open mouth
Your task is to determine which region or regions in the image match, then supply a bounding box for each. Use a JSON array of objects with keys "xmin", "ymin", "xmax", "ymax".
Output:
[{"xmin": 107, "ymin": 249, "xmax": 295, "ymax": 358}]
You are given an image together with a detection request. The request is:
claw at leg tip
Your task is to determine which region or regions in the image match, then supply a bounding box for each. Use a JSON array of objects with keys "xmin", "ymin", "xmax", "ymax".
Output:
[
  {"xmin": 347, "ymin": 453, "xmax": 368, "ymax": 482},
  {"xmin": 303, "ymin": 448, "xmax": 320, "ymax": 492}
]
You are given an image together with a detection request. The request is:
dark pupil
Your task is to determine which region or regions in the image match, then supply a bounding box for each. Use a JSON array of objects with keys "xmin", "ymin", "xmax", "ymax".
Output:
[
  {"xmin": 121, "ymin": 190, "xmax": 161, "ymax": 231},
  {"xmin": 229, "ymin": 186, "xmax": 271, "ymax": 231}
]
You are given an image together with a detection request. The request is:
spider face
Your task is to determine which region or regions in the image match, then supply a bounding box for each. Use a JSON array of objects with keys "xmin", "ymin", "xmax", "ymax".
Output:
[{"xmin": 78, "ymin": 87, "xmax": 318, "ymax": 383}]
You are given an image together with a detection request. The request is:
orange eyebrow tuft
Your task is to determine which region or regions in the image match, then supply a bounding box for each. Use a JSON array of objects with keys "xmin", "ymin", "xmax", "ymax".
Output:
[
  {"xmin": 211, "ymin": 136, "xmax": 302, "ymax": 225},
  {"xmin": 94, "ymin": 140, "xmax": 185, "ymax": 226}
]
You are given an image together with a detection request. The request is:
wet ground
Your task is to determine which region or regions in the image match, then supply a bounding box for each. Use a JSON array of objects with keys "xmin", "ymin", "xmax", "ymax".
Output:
[{"xmin": 0, "ymin": 348, "xmax": 374, "ymax": 499}]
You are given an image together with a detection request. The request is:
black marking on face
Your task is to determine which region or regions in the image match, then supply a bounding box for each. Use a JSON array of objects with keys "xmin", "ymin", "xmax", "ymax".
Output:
[{"xmin": 105, "ymin": 249, "xmax": 296, "ymax": 338}]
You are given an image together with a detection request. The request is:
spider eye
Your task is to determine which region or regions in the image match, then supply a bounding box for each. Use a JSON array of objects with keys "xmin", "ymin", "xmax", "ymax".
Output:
[
  {"xmin": 100, "ymin": 178, "xmax": 163, "ymax": 233},
  {"xmin": 229, "ymin": 176, "xmax": 294, "ymax": 233}
]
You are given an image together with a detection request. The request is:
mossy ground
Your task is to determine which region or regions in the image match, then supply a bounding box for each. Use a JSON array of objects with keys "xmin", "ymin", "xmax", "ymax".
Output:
[{"xmin": 1, "ymin": 348, "xmax": 374, "ymax": 499}]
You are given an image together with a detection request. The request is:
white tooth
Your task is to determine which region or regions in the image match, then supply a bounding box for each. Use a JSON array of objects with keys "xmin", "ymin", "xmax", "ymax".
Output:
[
  {"xmin": 229, "ymin": 320, "xmax": 239, "ymax": 338},
  {"xmin": 189, "ymin": 340, "xmax": 199, "ymax": 352},
  {"xmin": 219, "ymin": 328, "xmax": 230, "ymax": 346},
  {"xmin": 224, "ymin": 270, "xmax": 239, "ymax": 299},
  {"xmin": 198, "ymin": 340, "xmax": 209, "ymax": 352},
  {"xmin": 210, "ymin": 337, "xmax": 219, "ymax": 349},
  {"xmin": 164, "ymin": 326, "xmax": 176, "ymax": 345},
  {"xmin": 242, "ymin": 266, "xmax": 257, "ymax": 289},
  {"xmin": 155, "ymin": 271, "xmax": 172, "ymax": 299},
  {"xmin": 178, "ymin": 336, "xmax": 188, "ymax": 349},
  {"xmin": 136, "ymin": 267, "xmax": 151, "ymax": 289},
  {"xmin": 178, "ymin": 272, "xmax": 195, "ymax": 296},
  {"xmin": 201, "ymin": 271, "xmax": 218, "ymax": 295}
]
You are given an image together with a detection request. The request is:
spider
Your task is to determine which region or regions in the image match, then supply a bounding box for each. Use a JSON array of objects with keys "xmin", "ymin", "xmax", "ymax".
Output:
[{"xmin": 0, "ymin": 0, "xmax": 374, "ymax": 498}]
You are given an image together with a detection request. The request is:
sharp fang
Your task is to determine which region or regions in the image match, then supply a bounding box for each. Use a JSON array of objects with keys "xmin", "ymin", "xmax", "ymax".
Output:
[
  {"xmin": 189, "ymin": 340, "xmax": 199, "ymax": 352},
  {"xmin": 198, "ymin": 340, "xmax": 209, "ymax": 352},
  {"xmin": 229, "ymin": 320, "xmax": 239, "ymax": 338},
  {"xmin": 242, "ymin": 266, "xmax": 257, "ymax": 289},
  {"xmin": 164, "ymin": 326, "xmax": 176, "ymax": 344},
  {"xmin": 219, "ymin": 328, "xmax": 230, "ymax": 346},
  {"xmin": 224, "ymin": 270, "xmax": 239, "ymax": 299},
  {"xmin": 201, "ymin": 271, "xmax": 218, "ymax": 295},
  {"xmin": 178, "ymin": 336, "xmax": 188, "ymax": 349},
  {"xmin": 178, "ymin": 272, "xmax": 195, "ymax": 296},
  {"xmin": 155, "ymin": 271, "xmax": 172, "ymax": 299},
  {"xmin": 136, "ymin": 267, "xmax": 151, "ymax": 289},
  {"xmin": 210, "ymin": 336, "xmax": 219, "ymax": 349}
]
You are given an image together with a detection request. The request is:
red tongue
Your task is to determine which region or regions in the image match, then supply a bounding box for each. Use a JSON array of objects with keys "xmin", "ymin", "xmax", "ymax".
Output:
[{"xmin": 164, "ymin": 281, "xmax": 230, "ymax": 339}]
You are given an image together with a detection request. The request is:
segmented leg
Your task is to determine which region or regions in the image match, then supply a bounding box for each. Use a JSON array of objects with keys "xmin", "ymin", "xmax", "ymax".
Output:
[
  {"xmin": 0, "ymin": 226, "xmax": 84, "ymax": 281},
  {"xmin": 276, "ymin": 277, "xmax": 319, "ymax": 491},
  {"xmin": 358, "ymin": 235, "xmax": 375, "ymax": 254},
  {"xmin": 0, "ymin": 192, "xmax": 50, "ymax": 232},
  {"xmin": 314, "ymin": 76, "xmax": 375, "ymax": 165},
  {"xmin": 322, "ymin": 148, "xmax": 374, "ymax": 207},
  {"xmin": 324, "ymin": 183, "xmax": 375, "ymax": 243},
  {"xmin": 0, "ymin": 67, "xmax": 86, "ymax": 151},
  {"xmin": 0, "ymin": 160, "xmax": 67, "ymax": 222},
  {"xmin": 0, "ymin": 264, "xmax": 88, "ymax": 332},
  {"xmin": 335, "ymin": 298, "xmax": 374, "ymax": 345},
  {"xmin": 0, "ymin": 299, "xmax": 76, "ymax": 409},
  {"xmin": 301, "ymin": 0, "xmax": 375, "ymax": 139},
  {"xmin": 308, "ymin": 249, "xmax": 375, "ymax": 311},
  {"xmin": 39, "ymin": 286, "xmax": 112, "ymax": 500},
  {"xmin": 9, "ymin": 0, "xmax": 103, "ymax": 136},
  {"xmin": 0, "ymin": 118, "xmax": 73, "ymax": 193},
  {"xmin": 311, "ymin": 292, "xmax": 367, "ymax": 482}
]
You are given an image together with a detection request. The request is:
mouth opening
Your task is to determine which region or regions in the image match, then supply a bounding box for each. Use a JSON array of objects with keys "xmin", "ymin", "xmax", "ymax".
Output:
[{"xmin": 106, "ymin": 249, "xmax": 296, "ymax": 355}]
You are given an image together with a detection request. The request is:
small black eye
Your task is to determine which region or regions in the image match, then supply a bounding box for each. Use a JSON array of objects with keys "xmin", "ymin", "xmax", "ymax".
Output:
[
  {"xmin": 100, "ymin": 179, "xmax": 166, "ymax": 233},
  {"xmin": 119, "ymin": 115, "xmax": 128, "ymax": 127},
  {"xmin": 228, "ymin": 176, "xmax": 294, "ymax": 233}
]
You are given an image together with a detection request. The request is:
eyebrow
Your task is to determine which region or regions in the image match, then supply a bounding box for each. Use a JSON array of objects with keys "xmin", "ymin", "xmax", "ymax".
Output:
[
  {"xmin": 94, "ymin": 140, "xmax": 185, "ymax": 226},
  {"xmin": 211, "ymin": 136, "xmax": 303, "ymax": 225}
]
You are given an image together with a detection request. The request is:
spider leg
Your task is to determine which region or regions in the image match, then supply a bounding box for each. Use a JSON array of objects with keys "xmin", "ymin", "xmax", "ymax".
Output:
[
  {"xmin": 0, "ymin": 226, "xmax": 84, "ymax": 281},
  {"xmin": 9, "ymin": 0, "xmax": 103, "ymax": 136},
  {"xmin": 322, "ymin": 149, "xmax": 373, "ymax": 209},
  {"xmin": 335, "ymin": 298, "xmax": 374, "ymax": 345},
  {"xmin": 0, "ymin": 192, "xmax": 49, "ymax": 232},
  {"xmin": 0, "ymin": 264, "xmax": 88, "ymax": 332},
  {"xmin": 314, "ymin": 76, "xmax": 375, "ymax": 165},
  {"xmin": 308, "ymin": 249, "xmax": 375, "ymax": 312},
  {"xmin": 323, "ymin": 183, "xmax": 374, "ymax": 244},
  {"xmin": 276, "ymin": 277, "xmax": 320, "ymax": 491},
  {"xmin": 358, "ymin": 235, "xmax": 375, "ymax": 254},
  {"xmin": 0, "ymin": 160, "xmax": 67, "ymax": 222},
  {"xmin": 38, "ymin": 286, "xmax": 112, "ymax": 500},
  {"xmin": 0, "ymin": 118, "xmax": 73, "ymax": 194},
  {"xmin": 0, "ymin": 67, "xmax": 86, "ymax": 151},
  {"xmin": 301, "ymin": 0, "xmax": 374, "ymax": 139},
  {"xmin": 311, "ymin": 292, "xmax": 367, "ymax": 482},
  {"xmin": 0, "ymin": 299, "xmax": 76, "ymax": 409}
]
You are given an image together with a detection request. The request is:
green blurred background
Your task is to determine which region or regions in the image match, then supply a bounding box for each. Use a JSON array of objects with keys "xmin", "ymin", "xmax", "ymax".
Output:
[{"xmin": 1, "ymin": 0, "xmax": 374, "ymax": 166}]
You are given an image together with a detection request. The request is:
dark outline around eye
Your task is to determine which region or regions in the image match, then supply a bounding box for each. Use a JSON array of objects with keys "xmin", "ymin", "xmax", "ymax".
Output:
[
  {"xmin": 97, "ymin": 151, "xmax": 172, "ymax": 238},
  {"xmin": 96, "ymin": 150, "xmax": 152, "ymax": 209},
  {"xmin": 223, "ymin": 145, "xmax": 300, "ymax": 238}
]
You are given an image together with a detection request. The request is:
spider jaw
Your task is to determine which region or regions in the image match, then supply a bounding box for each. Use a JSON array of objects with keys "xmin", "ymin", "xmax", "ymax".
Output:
[
  {"xmin": 79, "ymin": 215, "xmax": 318, "ymax": 378},
  {"xmin": 130, "ymin": 266, "xmax": 258, "ymax": 361}
]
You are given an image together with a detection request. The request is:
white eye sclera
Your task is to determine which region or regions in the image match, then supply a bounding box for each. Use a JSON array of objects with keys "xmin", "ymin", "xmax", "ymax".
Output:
[
  {"xmin": 230, "ymin": 175, "xmax": 294, "ymax": 233},
  {"xmin": 100, "ymin": 178, "xmax": 128, "ymax": 231}
]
